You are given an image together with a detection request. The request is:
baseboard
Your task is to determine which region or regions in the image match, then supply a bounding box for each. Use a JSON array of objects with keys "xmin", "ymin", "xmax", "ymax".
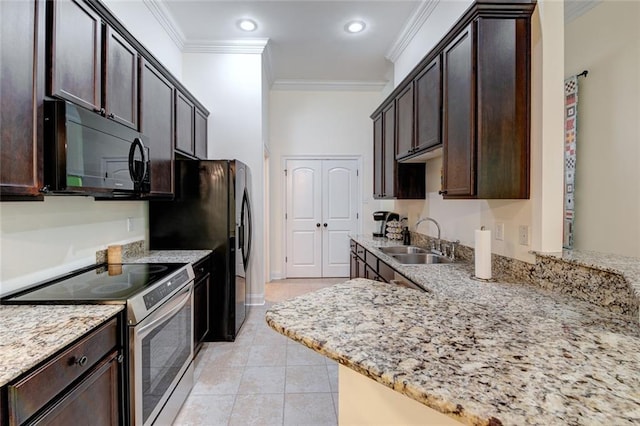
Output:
[
  {"xmin": 247, "ymin": 292, "xmax": 265, "ymax": 306},
  {"xmin": 270, "ymin": 271, "xmax": 284, "ymax": 281}
]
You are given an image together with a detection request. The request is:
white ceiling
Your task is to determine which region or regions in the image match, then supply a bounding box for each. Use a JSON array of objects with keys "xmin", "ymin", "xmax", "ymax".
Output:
[{"xmin": 159, "ymin": 0, "xmax": 422, "ymax": 85}]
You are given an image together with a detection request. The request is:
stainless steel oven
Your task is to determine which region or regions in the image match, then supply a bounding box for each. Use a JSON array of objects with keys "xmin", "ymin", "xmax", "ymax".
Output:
[
  {"xmin": 2, "ymin": 262, "xmax": 196, "ymax": 425},
  {"xmin": 129, "ymin": 273, "xmax": 194, "ymax": 426}
]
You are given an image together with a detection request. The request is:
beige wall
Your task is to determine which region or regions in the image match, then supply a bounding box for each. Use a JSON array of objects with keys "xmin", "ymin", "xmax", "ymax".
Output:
[
  {"xmin": 268, "ymin": 89, "xmax": 384, "ymax": 279},
  {"xmin": 565, "ymin": 1, "xmax": 640, "ymax": 257},
  {"xmin": 0, "ymin": 198, "xmax": 146, "ymax": 296}
]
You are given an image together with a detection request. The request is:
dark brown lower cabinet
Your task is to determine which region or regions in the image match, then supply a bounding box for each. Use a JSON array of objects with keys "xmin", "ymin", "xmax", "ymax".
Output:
[
  {"xmin": 194, "ymin": 273, "xmax": 210, "ymax": 354},
  {"xmin": 192, "ymin": 256, "xmax": 211, "ymax": 354},
  {"xmin": 28, "ymin": 351, "xmax": 119, "ymax": 426},
  {"xmin": 349, "ymin": 240, "xmax": 395, "ymax": 283},
  {"xmin": 5, "ymin": 316, "xmax": 121, "ymax": 425}
]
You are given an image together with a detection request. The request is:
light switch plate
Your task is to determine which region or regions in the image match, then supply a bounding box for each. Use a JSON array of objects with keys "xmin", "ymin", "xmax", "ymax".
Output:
[
  {"xmin": 495, "ymin": 222, "xmax": 504, "ymax": 241},
  {"xmin": 518, "ymin": 225, "xmax": 530, "ymax": 246}
]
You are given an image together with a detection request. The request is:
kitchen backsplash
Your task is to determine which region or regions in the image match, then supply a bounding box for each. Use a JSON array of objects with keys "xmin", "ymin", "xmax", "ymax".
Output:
[{"xmin": 95, "ymin": 240, "xmax": 145, "ymax": 264}]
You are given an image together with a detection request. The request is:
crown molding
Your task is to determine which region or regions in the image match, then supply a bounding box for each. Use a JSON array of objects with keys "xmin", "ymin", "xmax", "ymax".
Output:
[
  {"xmin": 183, "ymin": 38, "xmax": 270, "ymax": 54},
  {"xmin": 386, "ymin": 0, "xmax": 440, "ymax": 63},
  {"xmin": 142, "ymin": 0, "xmax": 185, "ymax": 50},
  {"xmin": 271, "ymin": 80, "xmax": 388, "ymax": 92},
  {"xmin": 262, "ymin": 42, "xmax": 275, "ymax": 88},
  {"xmin": 564, "ymin": 0, "xmax": 601, "ymax": 24}
]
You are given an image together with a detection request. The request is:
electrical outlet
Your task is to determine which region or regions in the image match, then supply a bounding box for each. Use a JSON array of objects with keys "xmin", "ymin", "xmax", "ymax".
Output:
[
  {"xmin": 518, "ymin": 225, "xmax": 530, "ymax": 246},
  {"xmin": 495, "ymin": 222, "xmax": 504, "ymax": 241}
]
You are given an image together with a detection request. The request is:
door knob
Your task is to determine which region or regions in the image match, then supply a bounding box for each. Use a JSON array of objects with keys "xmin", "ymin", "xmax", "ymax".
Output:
[
  {"xmin": 316, "ymin": 223, "xmax": 321, "ymax": 228},
  {"xmin": 323, "ymin": 223, "xmax": 328, "ymax": 228}
]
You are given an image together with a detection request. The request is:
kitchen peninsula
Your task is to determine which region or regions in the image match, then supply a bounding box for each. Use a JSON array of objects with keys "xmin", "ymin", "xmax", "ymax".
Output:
[{"xmin": 266, "ymin": 246, "xmax": 640, "ymax": 425}]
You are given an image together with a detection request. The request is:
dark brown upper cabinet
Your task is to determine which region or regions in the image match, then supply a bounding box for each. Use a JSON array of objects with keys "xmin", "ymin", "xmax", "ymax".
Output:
[
  {"xmin": 49, "ymin": 0, "xmax": 102, "ymax": 113},
  {"xmin": 371, "ymin": 1, "xmax": 534, "ymax": 200},
  {"xmin": 140, "ymin": 59, "xmax": 174, "ymax": 197},
  {"xmin": 442, "ymin": 26, "xmax": 474, "ymax": 198},
  {"xmin": 373, "ymin": 113, "xmax": 384, "ymax": 198},
  {"xmin": 105, "ymin": 27, "xmax": 138, "ymax": 129},
  {"xmin": 382, "ymin": 102, "xmax": 396, "ymax": 198},
  {"xmin": 414, "ymin": 57, "xmax": 442, "ymax": 154},
  {"xmin": 49, "ymin": 0, "xmax": 139, "ymax": 130},
  {"xmin": 442, "ymin": 17, "xmax": 531, "ymax": 199},
  {"xmin": 373, "ymin": 102, "xmax": 426, "ymax": 200},
  {"xmin": 175, "ymin": 92, "xmax": 195, "ymax": 156},
  {"xmin": 0, "ymin": 0, "xmax": 45, "ymax": 200},
  {"xmin": 175, "ymin": 91, "xmax": 208, "ymax": 160},
  {"xmin": 195, "ymin": 108, "xmax": 208, "ymax": 160},
  {"xmin": 395, "ymin": 83, "xmax": 414, "ymax": 160}
]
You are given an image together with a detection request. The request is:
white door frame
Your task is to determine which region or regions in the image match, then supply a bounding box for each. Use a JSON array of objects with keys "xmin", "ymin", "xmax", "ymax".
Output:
[{"xmin": 282, "ymin": 155, "xmax": 362, "ymax": 279}]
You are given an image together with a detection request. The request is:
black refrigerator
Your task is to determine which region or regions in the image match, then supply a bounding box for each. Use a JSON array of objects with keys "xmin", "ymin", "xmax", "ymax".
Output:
[{"xmin": 149, "ymin": 160, "xmax": 252, "ymax": 341}]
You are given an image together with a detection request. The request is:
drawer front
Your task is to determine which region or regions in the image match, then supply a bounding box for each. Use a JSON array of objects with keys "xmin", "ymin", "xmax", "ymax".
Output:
[
  {"xmin": 355, "ymin": 244, "xmax": 365, "ymax": 259},
  {"xmin": 8, "ymin": 317, "xmax": 118, "ymax": 425},
  {"xmin": 192, "ymin": 256, "xmax": 210, "ymax": 282},
  {"xmin": 365, "ymin": 250, "xmax": 378, "ymax": 270}
]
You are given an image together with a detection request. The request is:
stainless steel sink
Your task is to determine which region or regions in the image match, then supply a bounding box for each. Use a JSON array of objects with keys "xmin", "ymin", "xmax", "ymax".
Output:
[
  {"xmin": 379, "ymin": 246, "xmax": 428, "ymax": 255},
  {"xmin": 390, "ymin": 253, "xmax": 454, "ymax": 264}
]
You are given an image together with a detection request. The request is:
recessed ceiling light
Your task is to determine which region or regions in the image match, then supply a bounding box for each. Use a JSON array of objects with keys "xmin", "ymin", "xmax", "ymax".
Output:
[
  {"xmin": 345, "ymin": 20, "xmax": 366, "ymax": 34},
  {"xmin": 237, "ymin": 19, "xmax": 257, "ymax": 32}
]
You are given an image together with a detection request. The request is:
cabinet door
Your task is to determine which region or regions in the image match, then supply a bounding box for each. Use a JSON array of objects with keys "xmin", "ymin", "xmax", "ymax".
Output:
[
  {"xmin": 28, "ymin": 351, "xmax": 120, "ymax": 426},
  {"xmin": 442, "ymin": 25, "xmax": 475, "ymax": 197},
  {"xmin": 382, "ymin": 102, "xmax": 396, "ymax": 199},
  {"xmin": 141, "ymin": 60, "xmax": 174, "ymax": 196},
  {"xmin": 476, "ymin": 17, "xmax": 530, "ymax": 199},
  {"xmin": 372, "ymin": 113, "xmax": 383, "ymax": 198},
  {"xmin": 49, "ymin": 0, "xmax": 102, "ymax": 113},
  {"xmin": 350, "ymin": 253, "xmax": 357, "ymax": 279},
  {"xmin": 194, "ymin": 107, "xmax": 208, "ymax": 159},
  {"xmin": 356, "ymin": 257, "xmax": 366, "ymax": 279},
  {"xmin": 105, "ymin": 27, "xmax": 138, "ymax": 129},
  {"xmin": 175, "ymin": 91, "xmax": 195, "ymax": 155},
  {"xmin": 415, "ymin": 57, "xmax": 442, "ymax": 152},
  {"xmin": 0, "ymin": 0, "xmax": 44, "ymax": 199},
  {"xmin": 395, "ymin": 83, "xmax": 414, "ymax": 159},
  {"xmin": 194, "ymin": 274, "xmax": 210, "ymax": 353}
]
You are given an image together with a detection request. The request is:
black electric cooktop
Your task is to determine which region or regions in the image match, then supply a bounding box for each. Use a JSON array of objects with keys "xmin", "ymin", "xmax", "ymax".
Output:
[{"xmin": 4, "ymin": 263, "xmax": 187, "ymax": 303}]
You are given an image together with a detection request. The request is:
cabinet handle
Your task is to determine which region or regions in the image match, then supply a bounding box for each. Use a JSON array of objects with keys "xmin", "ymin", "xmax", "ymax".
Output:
[
  {"xmin": 74, "ymin": 355, "xmax": 88, "ymax": 367},
  {"xmin": 438, "ymin": 190, "xmax": 448, "ymax": 195},
  {"xmin": 93, "ymin": 108, "xmax": 106, "ymax": 116},
  {"xmin": 316, "ymin": 223, "xmax": 321, "ymax": 228},
  {"xmin": 107, "ymin": 113, "xmax": 115, "ymax": 119},
  {"xmin": 323, "ymin": 223, "xmax": 328, "ymax": 228}
]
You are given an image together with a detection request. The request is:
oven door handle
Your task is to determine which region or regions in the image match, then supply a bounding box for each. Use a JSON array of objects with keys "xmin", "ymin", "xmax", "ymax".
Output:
[{"xmin": 136, "ymin": 284, "xmax": 193, "ymax": 339}]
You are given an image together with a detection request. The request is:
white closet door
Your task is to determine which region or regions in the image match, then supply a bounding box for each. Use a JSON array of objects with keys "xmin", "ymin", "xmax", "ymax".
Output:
[
  {"xmin": 285, "ymin": 158, "xmax": 359, "ymax": 278},
  {"xmin": 286, "ymin": 160, "xmax": 322, "ymax": 277},
  {"xmin": 322, "ymin": 160, "xmax": 358, "ymax": 277}
]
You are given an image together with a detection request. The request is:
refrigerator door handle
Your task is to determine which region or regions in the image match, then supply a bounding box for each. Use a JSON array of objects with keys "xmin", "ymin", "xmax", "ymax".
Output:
[{"xmin": 241, "ymin": 188, "xmax": 252, "ymax": 267}]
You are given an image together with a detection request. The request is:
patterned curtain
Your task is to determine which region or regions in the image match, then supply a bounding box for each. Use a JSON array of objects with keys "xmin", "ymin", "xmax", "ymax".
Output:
[{"xmin": 563, "ymin": 76, "xmax": 579, "ymax": 249}]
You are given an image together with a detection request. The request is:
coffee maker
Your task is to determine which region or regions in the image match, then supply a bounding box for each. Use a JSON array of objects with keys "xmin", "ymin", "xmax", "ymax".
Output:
[{"xmin": 373, "ymin": 211, "xmax": 400, "ymax": 238}]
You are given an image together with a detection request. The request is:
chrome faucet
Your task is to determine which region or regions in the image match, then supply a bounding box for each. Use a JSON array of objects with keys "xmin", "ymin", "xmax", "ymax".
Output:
[{"xmin": 415, "ymin": 217, "xmax": 442, "ymax": 253}]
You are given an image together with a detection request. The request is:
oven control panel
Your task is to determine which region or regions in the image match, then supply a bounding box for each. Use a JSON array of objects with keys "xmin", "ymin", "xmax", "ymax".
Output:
[{"xmin": 143, "ymin": 269, "xmax": 191, "ymax": 309}]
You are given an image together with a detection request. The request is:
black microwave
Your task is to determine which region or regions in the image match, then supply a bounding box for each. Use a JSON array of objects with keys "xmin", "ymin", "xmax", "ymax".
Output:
[{"xmin": 43, "ymin": 100, "xmax": 150, "ymax": 197}]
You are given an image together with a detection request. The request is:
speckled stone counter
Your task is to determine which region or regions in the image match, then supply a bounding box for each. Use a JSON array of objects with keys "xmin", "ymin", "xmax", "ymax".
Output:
[
  {"xmin": 123, "ymin": 250, "xmax": 211, "ymax": 264},
  {"xmin": 0, "ymin": 304, "xmax": 124, "ymax": 387},
  {"xmin": 535, "ymin": 250, "xmax": 640, "ymax": 315},
  {"xmin": 266, "ymin": 279, "xmax": 640, "ymax": 425}
]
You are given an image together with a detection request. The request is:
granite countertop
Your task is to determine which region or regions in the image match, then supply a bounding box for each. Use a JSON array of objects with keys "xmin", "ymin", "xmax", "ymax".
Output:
[
  {"xmin": 534, "ymin": 249, "xmax": 640, "ymax": 304},
  {"xmin": 266, "ymin": 236, "xmax": 640, "ymax": 425},
  {"xmin": 123, "ymin": 250, "xmax": 212, "ymax": 264},
  {"xmin": 0, "ymin": 304, "xmax": 124, "ymax": 387}
]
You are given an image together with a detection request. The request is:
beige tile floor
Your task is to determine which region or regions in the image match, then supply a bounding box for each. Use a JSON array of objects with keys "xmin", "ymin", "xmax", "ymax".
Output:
[{"xmin": 173, "ymin": 278, "xmax": 346, "ymax": 426}]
